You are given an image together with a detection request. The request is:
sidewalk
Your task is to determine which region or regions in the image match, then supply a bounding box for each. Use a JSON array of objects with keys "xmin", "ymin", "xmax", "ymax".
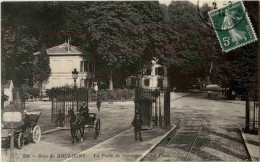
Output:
[
  {"xmin": 63, "ymin": 125, "xmax": 176, "ymax": 162},
  {"xmin": 241, "ymin": 130, "xmax": 260, "ymax": 161}
]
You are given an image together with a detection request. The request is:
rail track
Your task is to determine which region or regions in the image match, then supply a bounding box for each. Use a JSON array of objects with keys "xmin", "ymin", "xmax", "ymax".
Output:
[{"xmin": 143, "ymin": 119, "xmax": 203, "ymax": 161}]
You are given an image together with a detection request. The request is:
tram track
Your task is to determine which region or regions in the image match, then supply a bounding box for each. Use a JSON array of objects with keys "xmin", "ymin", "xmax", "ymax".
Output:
[{"xmin": 142, "ymin": 119, "xmax": 203, "ymax": 161}]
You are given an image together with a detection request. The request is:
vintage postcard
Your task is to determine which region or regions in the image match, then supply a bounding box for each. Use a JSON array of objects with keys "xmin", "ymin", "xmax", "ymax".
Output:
[{"xmin": 1, "ymin": 1, "xmax": 259, "ymax": 162}]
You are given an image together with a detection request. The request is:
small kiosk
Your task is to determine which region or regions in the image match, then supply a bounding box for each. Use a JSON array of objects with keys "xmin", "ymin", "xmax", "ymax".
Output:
[{"xmin": 135, "ymin": 94, "xmax": 155, "ymax": 129}]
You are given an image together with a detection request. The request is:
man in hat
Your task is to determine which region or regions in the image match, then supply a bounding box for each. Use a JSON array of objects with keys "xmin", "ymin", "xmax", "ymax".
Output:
[
  {"xmin": 131, "ymin": 109, "xmax": 143, "ymax": 141},
  {"xmin": 79, "ymin": 102, "xmax": 89, "ymax": 120},
  {"xmin": 96, "ymin": 97, "xmax": 102, "ymax": 111}
]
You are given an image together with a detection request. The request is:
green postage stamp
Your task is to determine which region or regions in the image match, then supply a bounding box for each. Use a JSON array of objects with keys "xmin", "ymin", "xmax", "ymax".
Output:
[{"xmin": 209, "ymin": 1, "xmax": 257, "ymax": 52}]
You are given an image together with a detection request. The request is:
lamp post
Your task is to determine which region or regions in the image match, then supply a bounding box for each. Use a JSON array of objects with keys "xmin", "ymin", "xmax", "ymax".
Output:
[{"xmin": 72, "ymin": 68, "xmax": 79, "ymax": 88}]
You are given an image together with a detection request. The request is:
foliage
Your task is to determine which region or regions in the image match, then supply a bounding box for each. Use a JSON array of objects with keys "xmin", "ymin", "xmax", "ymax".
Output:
[
  {"xmin": 1, "ymin": 2, "xmax": 67, "ymax": 87},
  {"xmin": 33, "ymin": 43, "xmax": 51, "ymax": 84},
  {"xmin": 19, "ymin": 85, "xmax": 40, "ymax": 99},
  {"xmin": 1, "ymin": 1, "xmax": 258, "ymax": 94},
  {"xmin": 46, "ymin": 86, "xmax": 135, "ymax": 101}
]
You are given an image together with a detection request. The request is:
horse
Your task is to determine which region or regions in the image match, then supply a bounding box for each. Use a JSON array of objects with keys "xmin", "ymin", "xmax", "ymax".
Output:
[{"xmin": 68, "ymin": 108, "xmax": 86, "ymax": 143}]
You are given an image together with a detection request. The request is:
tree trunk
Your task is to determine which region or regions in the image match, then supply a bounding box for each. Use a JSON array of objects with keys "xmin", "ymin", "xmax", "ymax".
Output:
[
  {"xmin": 109, "ymin": 68, "xmax": 113, "ymax": 90},
  {"xmin": 38, "ymin": 82, "xmax": 43, "ymax": 97}
]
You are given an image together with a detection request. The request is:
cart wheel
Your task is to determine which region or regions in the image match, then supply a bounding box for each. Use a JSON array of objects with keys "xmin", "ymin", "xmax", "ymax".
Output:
[
  {"xmin": 94, "ymin": 119, "xmax": 100, "ymax": 139},
  {"xmin": 17, "ymin": 132, "xmax": 24, "ymax": 149},
  {"xmin": 32, "ymin": 125, "xmax": 41, "ymax": 143}
]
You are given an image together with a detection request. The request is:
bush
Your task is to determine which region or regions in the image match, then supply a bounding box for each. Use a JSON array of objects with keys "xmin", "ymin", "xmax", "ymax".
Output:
[
  {"xmin": 19, "ymin": 86, "xmax": 40, "ymax": 99},
  {"xmin": 46, "ymin": 86, "xmax": 135, "ymax": 102}
]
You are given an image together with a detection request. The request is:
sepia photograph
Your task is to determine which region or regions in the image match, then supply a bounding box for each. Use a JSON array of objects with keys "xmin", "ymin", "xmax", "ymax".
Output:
[{"xmin": 1, "ymin": 0, "xmax": 259, "ymax": 162}]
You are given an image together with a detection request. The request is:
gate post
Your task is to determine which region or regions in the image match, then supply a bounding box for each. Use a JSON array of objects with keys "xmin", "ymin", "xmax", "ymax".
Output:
[
  {"xmin": 77, "ymin": 89, "xmax": 79, "ymax": 112},
  {"xmin": 164, "ymin": 89, "xmax": 170, "ymax": 129},
  {"xmin": 51, "ymin": 99, "xmax": 53, "ymax": 123},
  {"xmin": 159, "ymin": 92, "xmax": 162, "ymax": 127}
]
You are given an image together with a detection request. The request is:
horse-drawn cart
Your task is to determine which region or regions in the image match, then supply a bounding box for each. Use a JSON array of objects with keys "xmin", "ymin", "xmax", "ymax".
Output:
[
  {"xmin": 85, "ymin": 113, "xmax": 101, "ymax": 139},
  {"xmin": 2, "ymin": 111, "xmax": 42, "ymax": 149},
  {"xmin": 68, "ymin": 109, "xmax": 101, "ymax": 143}
]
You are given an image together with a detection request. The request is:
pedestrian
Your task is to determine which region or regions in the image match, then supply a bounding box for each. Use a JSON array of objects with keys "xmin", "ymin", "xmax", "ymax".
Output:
[
  {"xmin": 97, "ymin": 99, "xmax": 101, "ymax": 111},
  {"xmin": 131, "ymin": 110, "xmax": 143, "ymax": 141},
  {"xmin": 96, "ymin": 93, "xmax": 102, "ymax": 111},
  {"xmin": 79, "ymin": 102, "xmax": 89, "ymax": 120},
  {"xmin": 208, "ymin": 91, "xmax": 211, "ymax": 99}
]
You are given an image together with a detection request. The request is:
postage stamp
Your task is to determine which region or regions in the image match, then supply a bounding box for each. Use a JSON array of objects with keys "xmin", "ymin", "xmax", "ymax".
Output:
[{"xmin": 209, "ymin": 1, "xmax": 258, "ymax": 52}]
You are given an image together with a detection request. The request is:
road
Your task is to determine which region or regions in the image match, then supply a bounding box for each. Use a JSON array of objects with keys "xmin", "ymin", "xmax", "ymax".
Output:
[
  {"xmin": 143, "ymin": 92, "xmax": 250, "ymax": 161},
  {"xmin": 2, "ymin": 92, "xmax": 250, "ymax": 162},
  {"xmin": 1, "ymin": 101, "xmax": 135, "ymax": 162}
]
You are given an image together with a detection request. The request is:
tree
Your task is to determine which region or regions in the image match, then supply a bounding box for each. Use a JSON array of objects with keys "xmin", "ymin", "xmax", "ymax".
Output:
[
  {"xmin": 34, "ymin": 43, "xmax": 51, "ymax": 96},
  {"xmin": 77, "ymin": 1, "xmax": 164, "ymax": 90},
  {"xmin": 151, "ymin": 1, "xmax": 220, "ymax": 90},
  {"xmin": 1, "ymin": 2, "xmax": 68, "ymax": 87}
]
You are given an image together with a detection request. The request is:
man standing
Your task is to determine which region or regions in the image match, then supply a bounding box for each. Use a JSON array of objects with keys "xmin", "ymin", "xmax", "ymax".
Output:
[
  {"xmin": 97, "ymin": 97, "xmax": 101, "ymax": 111},
  {"xmin": 132, "ymin": 110, "xmax": 143, "ymax": 141},
  {"xmin": 79, "ymin": 102, "xmax": 89, "ymax": 120}
]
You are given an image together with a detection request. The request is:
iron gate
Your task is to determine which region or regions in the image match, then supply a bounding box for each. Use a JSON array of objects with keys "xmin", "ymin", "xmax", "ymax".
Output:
[{"xmin": 51, "ymin": 87, "xmax": 88, "ymax": 127}]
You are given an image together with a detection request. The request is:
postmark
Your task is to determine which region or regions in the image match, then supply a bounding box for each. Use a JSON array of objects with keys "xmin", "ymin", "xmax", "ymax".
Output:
[{"xmin": 208, "ymin": 1, "xmax": 257, "ymax": 52}]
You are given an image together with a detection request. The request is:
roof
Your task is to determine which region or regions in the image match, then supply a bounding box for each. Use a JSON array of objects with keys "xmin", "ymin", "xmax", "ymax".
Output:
[
  {"xmin": 34, "ymin": 43, "xmax": 82, "ymax": 56},
  {"xmin": 3, "ymin": 80, "xmax": 13, "ymax": 88}
]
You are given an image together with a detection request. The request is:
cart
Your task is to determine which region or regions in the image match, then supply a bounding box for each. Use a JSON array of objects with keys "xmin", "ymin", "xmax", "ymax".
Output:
[
  {"xmin": 83, "ymin": 113, "xmax": 101, "ymax": 139},
  {"xmin": 2, "ymin": 112, "xmax": 42, "ymax": 149}
]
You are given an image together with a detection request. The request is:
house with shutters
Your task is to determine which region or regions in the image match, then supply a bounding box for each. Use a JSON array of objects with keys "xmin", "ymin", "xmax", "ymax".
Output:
[
  {"xmin": 126, "ymin": 60, "xmax": 168, "ymax": 90},
  {"xmin": 141, "ymin": 60, "xmax": 168, "ymax": 89},
  {"xmin": 34, "ymin": 40, "xmax": 96, "ymax": 91}
]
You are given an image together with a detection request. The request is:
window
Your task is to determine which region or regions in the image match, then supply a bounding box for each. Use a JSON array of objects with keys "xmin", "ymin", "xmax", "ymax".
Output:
[
  {"xmin": 157, "ymin": 79, "xmax": 163, "ymax": 88},
  {"xmin": 155, "ymin": 67, "xmax": 164, "ymax": 75},
  {"xmin": 80, "ymin": 61, "xmax": 84, "ymax": 72},
  {"xmin": 80, "ymin": 61, "xmax": 89, "ymax": 72},
  {"xmin": 144, "ymin": 79, "xmax": 150, "ymax": 87}
]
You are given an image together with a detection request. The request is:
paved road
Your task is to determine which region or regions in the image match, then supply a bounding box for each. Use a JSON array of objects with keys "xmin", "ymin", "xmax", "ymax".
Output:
[
  {"xmin": 1, "ymin": 101, "xmax": 135, "ymax": 162},
  {"xmin": 143, "ymin": 92, "xmax": 249, "ymax": 161},
  {"xmin": 2, "ymin": 92, "xmax": 250, "ymax": 162}
]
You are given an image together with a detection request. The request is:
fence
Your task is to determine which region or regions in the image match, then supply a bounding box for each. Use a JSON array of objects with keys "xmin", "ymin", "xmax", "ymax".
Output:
[{"xmin": 51, "ymin": 87, "xmax": 88, "ymax": 127}]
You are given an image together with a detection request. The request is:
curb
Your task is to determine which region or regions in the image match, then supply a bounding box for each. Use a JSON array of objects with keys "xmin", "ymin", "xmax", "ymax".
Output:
[
  {"xmin": 170, "ymin": 93, "xmax": 190, "ymax": 101},
  {"xmin": 42, "ymin": 127, "xmax": 70, "ymax": 135},
  {"xmin": 62, "ymin": 128, "xmax": 133, "ymax": 162},
  {"xmin": 239, "ymin": 128, "xmax": 259, "ymax": 161},
  {"xmin": 135, "ymin": 124, "xmax": 177, "ymax": 162}
]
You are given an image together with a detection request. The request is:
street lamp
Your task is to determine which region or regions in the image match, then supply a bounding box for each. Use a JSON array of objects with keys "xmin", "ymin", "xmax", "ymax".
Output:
[{"xmin": 72, "ymin": 68, "xmax": 79, "ymax": 88}]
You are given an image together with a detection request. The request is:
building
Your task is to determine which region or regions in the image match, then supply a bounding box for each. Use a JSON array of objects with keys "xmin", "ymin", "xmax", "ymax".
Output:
[
  {"xmin": 34, "ymin": 40, "xmax": 95, "ymax": 91},
  {"xmin": 126, "ymin": 60, "xmax": 168, "ymax": 89},
  {"xmin": 141, "ymin": 60, "xmax": 168, "ymax": 90}
]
